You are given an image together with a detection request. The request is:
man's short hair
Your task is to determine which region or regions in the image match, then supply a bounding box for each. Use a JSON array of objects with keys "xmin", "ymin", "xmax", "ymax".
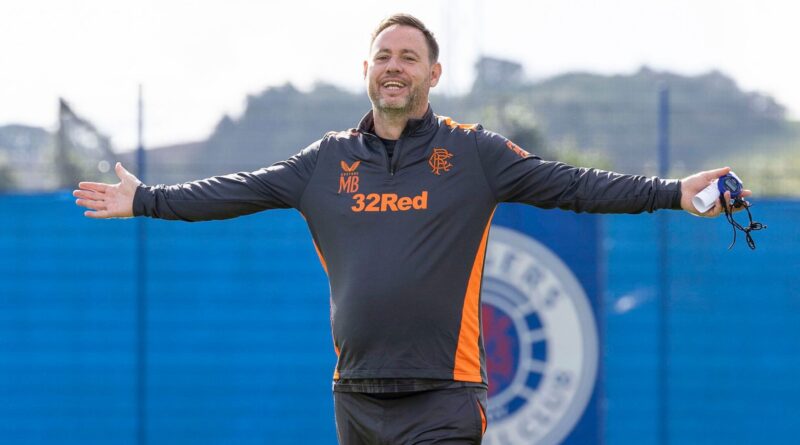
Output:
[{"xmin": 370, "ymin": 13, "xmax": 439, "ymax": 63}]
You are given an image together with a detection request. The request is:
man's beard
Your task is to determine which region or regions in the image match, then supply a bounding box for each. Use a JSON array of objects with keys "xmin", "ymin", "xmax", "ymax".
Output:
[{"xmin": 368, "ymin": 80, "xmax": 427, "ymax": 117}]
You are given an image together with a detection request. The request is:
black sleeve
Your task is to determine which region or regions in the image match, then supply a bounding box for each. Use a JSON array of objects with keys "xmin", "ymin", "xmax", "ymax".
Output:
[
  {"xmin": 132, "ymin": 140, "xmax": 320, "ymax": 221},
  {"xmin": 475, "ymin": 129, "xmax": 682, "ymax": 213}
]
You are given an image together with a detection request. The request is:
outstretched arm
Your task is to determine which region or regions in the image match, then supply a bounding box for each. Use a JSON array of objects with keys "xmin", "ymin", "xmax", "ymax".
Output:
[
  {"xmin": 74, "ymin": 162, "xmax": 140, "ymax": 219},
  {"xmin": 73, "ymin": 141, "xmax": 320, "ymax": 222},
  {"xmin": 476, "ymin": 130, "xmax": 753, "ymax": 216},
  {"xmin": 475, "ymin": 130, "xmax": 680, "ymax": 213}
]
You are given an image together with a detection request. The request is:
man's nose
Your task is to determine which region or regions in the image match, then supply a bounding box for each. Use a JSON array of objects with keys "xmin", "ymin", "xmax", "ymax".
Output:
[{"xmin": 385, "ymin": 56, "xmax": 402, "ymax": 73}]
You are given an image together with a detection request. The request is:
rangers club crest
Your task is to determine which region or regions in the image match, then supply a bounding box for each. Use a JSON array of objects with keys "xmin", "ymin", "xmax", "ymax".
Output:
[
  {"xmin": 428, "ymin": 147, "xmax": 453, "ymax": 175},
  {"xmin": 481, "ymin": 226, "xmax": 598, "ymax": 445}
]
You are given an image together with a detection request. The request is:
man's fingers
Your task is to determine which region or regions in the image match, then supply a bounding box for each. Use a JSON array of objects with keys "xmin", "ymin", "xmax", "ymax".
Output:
[
  {"xmin": 76, "ymin": 198, "xmax": 107, "ymax": 211},
  {"xmin": 703, "ymin": 166, "xmax": 731, "ymax": 181},
  {"xmin": 703, "ymin": 191, "xmax": 730, "ymax": 217},
  {"xmin": 115, "ymin": 162, "xmax": 133, "ymax": 181},
  {"xmin": 84, "ymin": 210, "xmax": 110, "ymax": 219},
  {"xmin": 78, "ymin": 182, "xmax": 110, "ymax": 193},
  {"xmin": 76, "ymin": 164, "xmax": 137, "ymax": 219},
  {"xmin": 741, "ymin": 189, "xmax": 753, "ymax": 199},
  {"xmin": 115, "ymin": 162, "xmax": 143, "ymax": 189},
  {"xmin": 706, "ymin": 200, "xmax": 722, "ymax": 217},
  {"xmin": 73, "ymin": 189, "xmax": 104, "ymax": 201}
]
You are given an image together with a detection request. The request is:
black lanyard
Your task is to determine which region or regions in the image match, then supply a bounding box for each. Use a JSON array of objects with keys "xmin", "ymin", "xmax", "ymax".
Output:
[{"xmin": 722, "ymin": 196, "xmax": 766, "ymax": 250}]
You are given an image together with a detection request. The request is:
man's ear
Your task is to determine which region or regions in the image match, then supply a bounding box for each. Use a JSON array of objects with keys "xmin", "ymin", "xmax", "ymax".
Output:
[
  {"xmin": 430, "ymin": 62, "xmax": 442, "ymax": 88},
  {"xmin": 363, "ymin": 60, "xmax": 368, "ymax": 79}
]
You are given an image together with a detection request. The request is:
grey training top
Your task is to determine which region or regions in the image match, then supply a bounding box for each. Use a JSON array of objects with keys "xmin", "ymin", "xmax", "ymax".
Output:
[{"xmin": 133, "ymin": 106, "xmax": 682, "ymax": 391}]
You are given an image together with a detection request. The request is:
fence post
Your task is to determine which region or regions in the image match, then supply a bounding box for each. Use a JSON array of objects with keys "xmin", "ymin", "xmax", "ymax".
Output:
[
  {"xmin": 136, "ymin": 84, "xmax": 148, "ymax": 445},
  {"xmin": 657, "ymin": 85, "xmax": 670, "ymax": 445}
]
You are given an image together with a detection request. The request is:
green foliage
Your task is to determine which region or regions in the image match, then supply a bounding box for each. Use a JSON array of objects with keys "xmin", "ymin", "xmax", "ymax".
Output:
[
  {"xmin": 520, "ymin": 67, "xmax": 794, "ymax": 174},
  {"xmin": 435, "ymin": 90, "xmax": 612, "ymax": 168}
]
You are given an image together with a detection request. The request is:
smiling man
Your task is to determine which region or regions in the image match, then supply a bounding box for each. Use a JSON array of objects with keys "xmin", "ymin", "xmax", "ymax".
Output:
[
  {"xmin": 365, "ymin": 18, "xmax": 441, "ymax": 139},
  {"xmin": 74, "ymin": 13, "xmax": 750, "ymax": 445}
]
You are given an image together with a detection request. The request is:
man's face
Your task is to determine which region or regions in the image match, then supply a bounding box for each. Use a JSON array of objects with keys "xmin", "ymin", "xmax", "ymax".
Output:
[{"xmin": 364, "ymin": 25, "xmax": 441, "ymax": 117}]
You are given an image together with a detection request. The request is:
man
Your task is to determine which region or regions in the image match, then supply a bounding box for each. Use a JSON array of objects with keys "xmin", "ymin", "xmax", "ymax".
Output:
[{"xmin": 74, "ymin": 13, "xmax": 750, "ymax": 445}]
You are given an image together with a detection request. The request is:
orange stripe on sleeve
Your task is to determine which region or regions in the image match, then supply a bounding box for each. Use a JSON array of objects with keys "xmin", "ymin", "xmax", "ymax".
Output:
[{"xmin": 453, "ymin": 209, "xmax": 495, "ymax": 382}]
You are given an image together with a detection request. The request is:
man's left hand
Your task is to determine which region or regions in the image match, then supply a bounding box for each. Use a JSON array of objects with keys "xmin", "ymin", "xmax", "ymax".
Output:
[{"xmin": 680, "ymin": 166, "xmax": 753, "ymax": 217}]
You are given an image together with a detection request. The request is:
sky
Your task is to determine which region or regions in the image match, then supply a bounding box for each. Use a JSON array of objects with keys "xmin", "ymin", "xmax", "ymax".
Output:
[{"xmin": 1, "ymin": 0, "xmax": 798, "ymax": 151}]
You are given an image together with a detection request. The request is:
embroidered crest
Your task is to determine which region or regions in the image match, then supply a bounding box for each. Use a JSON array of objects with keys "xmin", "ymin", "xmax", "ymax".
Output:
[{"xmin": 428, "ymin": 148, "xmax": 454, "ymax": 175}]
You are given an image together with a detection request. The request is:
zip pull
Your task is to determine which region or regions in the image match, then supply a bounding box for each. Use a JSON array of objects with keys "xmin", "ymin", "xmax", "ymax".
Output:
[{"xmin": 389, "ymin": 139, "xmax": 402, "ymax": 176}]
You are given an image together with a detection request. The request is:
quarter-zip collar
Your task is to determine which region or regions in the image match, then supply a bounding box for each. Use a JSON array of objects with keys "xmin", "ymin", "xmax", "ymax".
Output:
[{"xmin": 356, "ymin": 105, "xmax": 437, "ymax": 139}]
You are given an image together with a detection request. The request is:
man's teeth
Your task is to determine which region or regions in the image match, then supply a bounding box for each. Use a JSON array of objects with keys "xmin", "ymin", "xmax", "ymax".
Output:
[{"xmin": 383, "ymin": 82, "xmax": 405, "ymax": 89}]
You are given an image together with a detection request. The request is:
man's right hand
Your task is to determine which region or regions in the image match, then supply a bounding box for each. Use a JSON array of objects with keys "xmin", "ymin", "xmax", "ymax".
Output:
[{"xmin": 73, "ymin": 162, "xmax": 142, "ymax": 219}]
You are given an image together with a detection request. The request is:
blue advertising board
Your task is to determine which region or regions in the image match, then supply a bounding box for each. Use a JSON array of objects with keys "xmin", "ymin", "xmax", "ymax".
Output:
[{"xmin": 483, "ymin": 203, "xmax": 603, "ymax": 445}]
